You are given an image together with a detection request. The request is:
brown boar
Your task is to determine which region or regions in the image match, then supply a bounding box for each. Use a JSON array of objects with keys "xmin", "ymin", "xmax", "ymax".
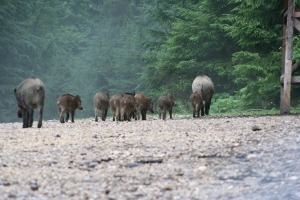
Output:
[
  {"xmin": 109, "ymin": 94, "xmax": 122, "ymax": 121},
  {"xmin": 157, "ymin": 94, "xmax": 176, "ymax": 120},
  {"xmin": 119, "ymin": 93, "xmax": 137, "ymax": 122},
  {"xmin": 134, "ymin": 93, "xmax": 154, "ymax": 120},
  {"xmin": 189, "ymin": 91, "xmax": 203, "ymax": 118},
  {"xmin": 57, "ymin": 94, "xmax": 83, "ymax": 123},
  {"xmin": 93, "ymin": 92, "xmax": 109, "ymax": 122},
  {"xmin": 14, "ymin": 77, "xmax": 45, "ymax": 128}
]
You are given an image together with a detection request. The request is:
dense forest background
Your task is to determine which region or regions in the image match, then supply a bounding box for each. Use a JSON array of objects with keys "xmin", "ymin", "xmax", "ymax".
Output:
[{"xmin": 1, "ymin": 0, "xmax": 300, "ymax": 122}]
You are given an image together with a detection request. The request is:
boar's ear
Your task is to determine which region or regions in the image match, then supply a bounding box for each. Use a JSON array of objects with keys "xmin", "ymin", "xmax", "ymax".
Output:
[{"xmin": 14, "ymin": 88, "xmax": 16, "ymax": 94}]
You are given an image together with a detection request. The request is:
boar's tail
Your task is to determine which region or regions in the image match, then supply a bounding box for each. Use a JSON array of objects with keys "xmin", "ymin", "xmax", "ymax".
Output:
[{"xmin": 201, "ymin": 84, "xmax": 204, "ymax": 95}]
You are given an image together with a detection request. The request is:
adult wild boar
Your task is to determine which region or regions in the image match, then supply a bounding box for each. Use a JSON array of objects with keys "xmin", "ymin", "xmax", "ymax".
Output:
[
  {"xmin": 134, "ymin": 93, "xmax": 154, "ymax": 120},
  {"xmin": 157, "ymin": 94, "xmax": 176, "ymax": 120},
  {"xmin": 57, "ymin": 94, "xmax": 83, "ymax": 123},
  {"xmin": 109, "ymin": 94, "xmax": 122, "ymax": 121},
  {"xmin": 189, "ymin": 91, "xmax": 203, "ymax": 118},
  {"xmin": 119, "ymin": 93, "xmax": 137, "ymax": 122},
  {"xmin": 192, "ymin": 75, "xmax": 214, "ymax": 116},
  {"xmin": 14, "ymin": 77, "xmax": 45, "ymax": 128},
  {"xmin": 93, "ymin": 92, "xmax": 109, "ymax": 122}
]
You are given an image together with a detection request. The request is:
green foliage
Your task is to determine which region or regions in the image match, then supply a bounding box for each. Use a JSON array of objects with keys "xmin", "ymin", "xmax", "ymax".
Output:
[
  {"xmin": 232, "ymin": 51, "xmax": 281, "ymax": 108},
  {"xmin": 210, "ymin": 93, "xmax": 241, "ymax": 113},
  {"xmin": 293, "ymin": 35, "xmax": 300, "ymax": 60},
  {"xmin": 143, "ymin": 0, "xmax": 238, "ymax": 99},
  {"xmin": 222, "ymin": 0, "xmax": 281, "ymax": 50},
  {"xmin": 0, "ymin": 0, "xmax": 150, "ymax": 122},
  {"xmin": 0, "ymin": 0, "xmax": 295, "ymax": 122}
]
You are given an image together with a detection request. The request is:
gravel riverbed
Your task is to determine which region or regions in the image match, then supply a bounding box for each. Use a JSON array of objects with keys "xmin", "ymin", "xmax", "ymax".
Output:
[{"xmin": 0, "ymin": 115, "xmax": 300, "ymax": 200}]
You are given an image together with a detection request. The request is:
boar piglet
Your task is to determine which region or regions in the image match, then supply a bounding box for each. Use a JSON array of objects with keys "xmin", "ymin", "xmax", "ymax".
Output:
[
  {"xmin": 119, "ymin": 93, "xmax": 137, "ymax": 122},
  {"xmin": 189, "ymin": 91, "xmax": 203, "ymax": 118},
  {"xmin": 109, "ymin": 94, "xmax": 122, "ymax": 121},
  {"xmin": 157, "ymin": 94, "xmax": 176, "ymax": 120},
  {"xmin": 14, "ymin": 77, "xmax": 45, "ymax": 128},
  {"xmin": 93, "ymin": 92, "xmax": 109, "ymax": 122},
  {"xmin": 134, "ymin": 93, "xmax": 154, "ymax": 120},
  {"xmin": 57, "ymin": 94, "xmax": 83, "ymax": 123}
]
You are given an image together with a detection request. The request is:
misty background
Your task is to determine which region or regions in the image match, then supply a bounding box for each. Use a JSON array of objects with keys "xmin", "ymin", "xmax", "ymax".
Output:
[{"xmin": 1, "ymin": 0, "xmax": 300, "ymax": 123}]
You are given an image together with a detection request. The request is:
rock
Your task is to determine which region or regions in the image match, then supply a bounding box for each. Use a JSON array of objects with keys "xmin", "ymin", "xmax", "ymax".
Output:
[
  {"xmin": 252, "ymin": 125, "xmax": 262, "ymax": 131},
  {"xmin": 29, "ymin": 180, "xmax": 39, "ymax": 191}
]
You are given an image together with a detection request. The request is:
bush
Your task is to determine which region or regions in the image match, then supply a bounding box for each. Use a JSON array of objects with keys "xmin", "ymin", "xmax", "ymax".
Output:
[{"xmin": 210, "ymin": 93, "xmax": 242, "ymax": 113}]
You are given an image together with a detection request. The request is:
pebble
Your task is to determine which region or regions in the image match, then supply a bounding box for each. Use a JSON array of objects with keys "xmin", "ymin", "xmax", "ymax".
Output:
[{"xmin": 252, "ymin": 125, "xmax": 262, "ymax": 131}]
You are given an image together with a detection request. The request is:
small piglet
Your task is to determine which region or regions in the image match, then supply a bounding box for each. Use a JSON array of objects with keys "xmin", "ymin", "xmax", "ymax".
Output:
[{"xmin": 57, "ymin": 94, "xmax": 83, "ymax": 123}]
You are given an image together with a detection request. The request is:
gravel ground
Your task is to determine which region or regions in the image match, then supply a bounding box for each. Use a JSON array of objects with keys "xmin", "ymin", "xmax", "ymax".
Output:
[{"xmin": 0, "ymin": 115, "xmax": 300, "ymax": 200}]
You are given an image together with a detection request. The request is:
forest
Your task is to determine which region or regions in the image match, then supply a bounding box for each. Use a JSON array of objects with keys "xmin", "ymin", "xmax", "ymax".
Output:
[{"xmin": 1, "ymin": 0, "xmax": 300, "ymax": 122}]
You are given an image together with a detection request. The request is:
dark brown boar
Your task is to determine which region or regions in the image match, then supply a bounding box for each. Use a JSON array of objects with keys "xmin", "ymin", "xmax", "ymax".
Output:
[
  {"xmin": 157, "ymin": 94, "xmax": 176, "ymax": 120},
  {"xmin": 189, "ymin": 91, "xmax": 203, "ymax": 118},
  {"xmin": 134, "ymin": 93, "xmax": 154, "ymax": 120},
  {"xmin": 119, "ymin": 93, "xmax": 137, "ymax": 122},
  {"xmin": 57, "ymin": 94, "xmax": 83, "ymax": 123},
  {"xmin": 93, "ymin": 92, "xmax": 109, "ymax": 122},
  {"xmin": 14, "ymin": 77, "xmax": 45, "ymax": 128},
  {"xmin": 109, "ymin": 94, "xmax": 122, "ymax": 121}
]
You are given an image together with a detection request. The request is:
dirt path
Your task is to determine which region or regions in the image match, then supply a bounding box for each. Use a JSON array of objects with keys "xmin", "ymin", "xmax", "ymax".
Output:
[{"xmin": 0, "ymin": 115, "xmax": 300, "ymax": 199}]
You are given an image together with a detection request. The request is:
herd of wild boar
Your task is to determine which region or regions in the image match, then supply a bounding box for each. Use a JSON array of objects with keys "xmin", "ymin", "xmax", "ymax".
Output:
[{"xmin": 14, "ymin": 75, "xmax": 214, "ymax": 128}]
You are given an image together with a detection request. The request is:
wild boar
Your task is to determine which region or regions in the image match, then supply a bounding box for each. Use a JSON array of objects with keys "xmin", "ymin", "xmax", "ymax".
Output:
[
  {"xmin": 109, "ymin": 94, "xmax": 122, "ymax": 121},
  {"xmin": 119, "ymin": 93, "xmax": 137, "ymax": 122},
  {"xmin": 14, "ymin": 77, "xmax": 45, "ymax": 128},
  {"xmin": 189, "ymin": 91, "xmax": 203, "ymax": 118},
  {"xmin": 57, "ymin": 94, "xmax": 83, "ymax": 123},
  {"xmin": 93, "ymin": 92, "xmax": 109, "ymax": 122},
  {"xmin": 192, "ymin": 75, "xmax": 214, "ymax": 116},
  {"xmin": 134, "ymin": 93, "xmax": 154, "ymax": 120},
  {"xmin": 157, "ymin": 94, "xmax": 176, "ymax": 120}
]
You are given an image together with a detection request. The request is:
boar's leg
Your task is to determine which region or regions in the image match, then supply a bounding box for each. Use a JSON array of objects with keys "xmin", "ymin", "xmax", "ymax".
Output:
[
  {"xmin": 136, "ymin": 110, "xmax": 141, "ymax": 120},
  {"xmin": 95, "ymin": 108, "xmax": 98, "ymax": 122},
  {"xmin": 201, "ymin": 104, "xmax": 205, "ymax": 116},
  {"xmin": 162, "ymin": 109, "xmax": 167, "ymax": 120},
  {"xmin": 21, "ymin": 108, "xmax": 28, "ymax": 128},
  {"xmin": 66, "ymin": 112, "xmax": 70, "ymax": 122},
  {"xmin": 112, "ymin": 111, "xmax": 116, "ymax": 121},
  {"xmin": 169, "ymin": 109, "xmax": 173, "ymax": 119},
  {"xmin": 121, "ymin": 108, "xmax": 126, "ymax": 122},
  {"xmin": 37, "ymin": 105, "xmax": 43, "ymax": 128},
  {"xmin": 17, "ymin": 108, "xmax": 22, "ymax": 118},
  {"xmin": 116, "ymin": 107, "xmax": 121, "ymax": 121},
  {"xmin": 28, "ymin": 107, "xmax": 34, "ymax": 127},
  {"xmin": 197, "ymin": 102, "xmax": 203, "ymax": 117},
  {"xmin": 59, "ymin": 110, "xmax": 65, "ymax": 123},
  {"xmin": 141, "ymin": 109, "xmax": 147, "ymax": 120},
  {"xmin": 205, "ymin": 98, "xmax": 212, "ymax": 115},
  {"xmin": 126, "ymin": 112, "xmax": 131, "ymax": 122},
  {"xmin": 102, "ymin": 109, "xmax": 107, "ymax": 121},
  {"xmin": 70, "ymin": 111, "xmax": 75, "ymax": 123}
]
